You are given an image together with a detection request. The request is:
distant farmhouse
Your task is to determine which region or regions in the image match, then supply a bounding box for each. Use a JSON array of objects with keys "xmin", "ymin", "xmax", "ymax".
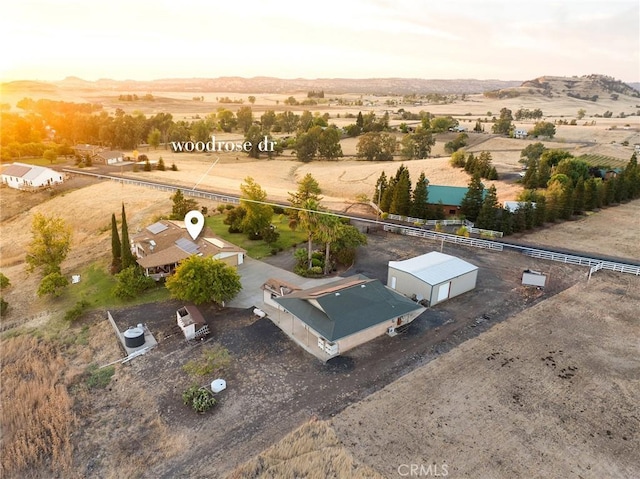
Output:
[
  {"xmin": 1, "ymin": 162, "xmax": 64, "ymax": 190},
  {"xmin": 427, "ymin": 184, "xmax": 487, "ymax": 217},
  {"xmin": 94, "ymin": 150, "xmax": 124, "ymax": 164},
  {"xmin": 265, "ymin": 274, "xmax": 425, "ymax": 360},
  {"xmin": 514, "ymin": 128, "xmax": 528, "ymax": 139},
  {"xmin": 132, "ymin": 220, "xmax": 245, "ymax": 280},
  {"xmin": 72, "ymin": 145, "xmax": 124, "ymax": 164}
]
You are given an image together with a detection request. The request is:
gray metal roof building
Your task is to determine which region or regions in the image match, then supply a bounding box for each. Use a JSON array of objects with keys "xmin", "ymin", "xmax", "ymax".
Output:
[{"xmin": 388, "ymin": 252, "xmax": 478, "ymax": 306}]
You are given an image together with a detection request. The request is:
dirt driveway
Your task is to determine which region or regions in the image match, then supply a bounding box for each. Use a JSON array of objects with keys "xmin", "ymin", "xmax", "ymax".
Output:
[{"xmin": 101, "ymin": 231, "xmax": 586, "ymax": 478}]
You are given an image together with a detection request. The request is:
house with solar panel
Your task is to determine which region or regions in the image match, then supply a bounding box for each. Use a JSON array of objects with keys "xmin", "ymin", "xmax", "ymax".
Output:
[
  {"xmin": 266, "ymin": 274, "xmax": 425, "ymax": 360},
  {"xmin": 131, "ymin": 220, "xmax": 246, "ymax": 280},
  {"xmin": 1, "ymin": 162, "xmax": 64, "ymax": 190}
]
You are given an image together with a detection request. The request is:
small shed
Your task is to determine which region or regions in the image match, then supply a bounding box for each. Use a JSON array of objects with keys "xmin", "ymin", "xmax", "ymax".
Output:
[
  {"xmin": 388, "ymin": 252, "xmax": 478, "ymax": 306},
  {"xmin": 177, "ymin": 306, "xmax": 210, "ymax": 340}
]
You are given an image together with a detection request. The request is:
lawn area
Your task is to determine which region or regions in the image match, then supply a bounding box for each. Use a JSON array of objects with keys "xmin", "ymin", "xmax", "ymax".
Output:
[
  {"xmin": 64, "ymin": 262, "xmax": 170, "ymax": 310},
  {"xmin": 206, "ymin": 213, "xmax": 307, "ymax": 259}
]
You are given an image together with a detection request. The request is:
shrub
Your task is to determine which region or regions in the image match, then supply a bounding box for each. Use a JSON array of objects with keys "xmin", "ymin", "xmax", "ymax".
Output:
[
  {"xmin": 0, "ymin": 272, "xmax": 10, "ymax": 289},
  {"xmin": 64, "ymin": 300, "xmax": 90, "ymax": 322},
  {"xmin": 37, "ymin": 272, "xmax": 69, "ymax": 297},
  {"xmin": 183, "ymin": 344, "xmax": 231, "ymax": 377},
  {"xmin": 272, "ymin": 205, "xmax": 285, "ymax": 215},
  {"xmin": 311, "ymin": 258, "xmax": 323, "ymax": 268},
  {"xmin": 455, "ymin": 226, "xmax": 470, "ymax": 237},
  {"xmin": 171, "ymin": 162, "xmax": 178, "ymax": 171},
  {"xmin": 310, "ymin": 266, "xmax": 323, "ymax": 275},
  {"xmin": 182, "ymin": 385, "xmax": 217, "ymax": 413},
  {"xmin": 0, "ymin": 297, "xmax": 7, "ymax": 316},
  {"xmin": 85, "ymin": 364, "xmax": 115, "ymax": 389},
  {"xmin": 112, "ymin": 266, "xmax": 155, "ymax": 299}
]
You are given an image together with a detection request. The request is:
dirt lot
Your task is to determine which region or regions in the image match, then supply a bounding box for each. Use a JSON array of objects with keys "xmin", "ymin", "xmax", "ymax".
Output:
[
  {"xmin": 71, "ymin": 231, "xmax": 586, "ymax": 478},
  {"xmin": 331, "ymin": 271, "xmax": 640, "ymax": 478}
]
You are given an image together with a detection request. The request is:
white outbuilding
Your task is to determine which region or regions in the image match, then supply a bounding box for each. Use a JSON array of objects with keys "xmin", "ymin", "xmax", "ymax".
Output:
[
  {"xmin": 388, "ymin": 252, "xmax": 478, "ymax": 306},
  {"xmin": 1, "ymin": 163, "xmax": 64, "ymax": 190}
]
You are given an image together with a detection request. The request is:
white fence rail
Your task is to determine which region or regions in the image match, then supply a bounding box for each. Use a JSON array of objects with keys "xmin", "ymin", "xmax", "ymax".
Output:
[
  {"xmin": 62, "ymin": 169, "xmax": 241, "ymax": 204},
  {"xmin": 386, "ymin": 214, "xmax": 504, "ymax": 238},
  {"xmin": 383, "ymin": 225, "xmax": 504, "ymax": 251},
  {"xmin": 386, "ymin": 225, "xmax": 640, "ymax": 277}
]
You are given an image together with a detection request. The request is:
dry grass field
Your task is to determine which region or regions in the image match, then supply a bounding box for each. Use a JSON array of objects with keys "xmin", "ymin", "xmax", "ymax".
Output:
[
  {"xmin": 520, "ymin": 199, "xmax": 640, "ymax": 260},
  {"xmin": 0, "ymin": 336, "xmax": 74, "ymax": 478}
]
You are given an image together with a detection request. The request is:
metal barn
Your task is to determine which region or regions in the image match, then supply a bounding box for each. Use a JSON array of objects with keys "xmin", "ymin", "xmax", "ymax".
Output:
[{"xmin": 388, "ymin": 252, "xmax": 478, "ymax": 306}]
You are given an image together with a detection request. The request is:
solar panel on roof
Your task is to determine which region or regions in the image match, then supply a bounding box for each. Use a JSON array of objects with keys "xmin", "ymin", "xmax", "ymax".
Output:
[
  {"xmin": 146, "ymin": 222, "xmax": 169, "ymax": 234},
  {"xmin": 175, "ymin": 237, "xmax": 200, "ymax": 254}
]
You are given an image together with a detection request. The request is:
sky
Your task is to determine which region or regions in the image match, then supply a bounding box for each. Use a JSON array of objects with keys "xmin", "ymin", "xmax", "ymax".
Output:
[{"xmin": 1, "ymin": 0, "xmax": 638, "ymax": 82}]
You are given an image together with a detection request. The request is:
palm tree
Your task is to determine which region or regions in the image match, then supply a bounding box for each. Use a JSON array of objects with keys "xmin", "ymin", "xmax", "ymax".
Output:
[
  {"xmin": 316, "ymin": 214, "xmax": 341, "ymax": 274},
  {"xmin": 298, "ymin": 198, "xmax": 321, "ymax": 269}
]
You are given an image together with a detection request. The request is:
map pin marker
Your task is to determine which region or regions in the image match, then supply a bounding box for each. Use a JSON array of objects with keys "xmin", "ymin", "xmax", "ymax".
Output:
[{"xmin": 184, "ymin": 210, "xmax": 205, "ymax": 240}]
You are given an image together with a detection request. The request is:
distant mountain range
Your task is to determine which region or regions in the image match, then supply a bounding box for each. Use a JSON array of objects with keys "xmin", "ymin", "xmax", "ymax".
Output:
[
  {"xmin": 4, "ymin": 76, "xmax": 523, "ymax": 95},
  {"xmin": 2, "ymin": 74, "xmax": 637, "ymax": 97}
]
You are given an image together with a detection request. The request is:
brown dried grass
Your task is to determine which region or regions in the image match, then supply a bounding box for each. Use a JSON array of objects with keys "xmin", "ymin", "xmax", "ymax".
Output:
[
  {"xmin": 0, "ymin": 336, "xmax": 74, "ymax": 478},
  {"xmin": 227, "ymin": 417, "xmax": 383, "ymax": 479}
]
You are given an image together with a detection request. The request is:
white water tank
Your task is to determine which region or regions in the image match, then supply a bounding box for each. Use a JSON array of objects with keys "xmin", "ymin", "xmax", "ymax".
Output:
[{"xmin": 211, "ymin": 379, "xmax": 226, "ymax": 393}]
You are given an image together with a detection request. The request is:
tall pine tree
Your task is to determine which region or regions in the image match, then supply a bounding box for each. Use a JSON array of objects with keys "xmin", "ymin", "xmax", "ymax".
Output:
[
  {"xmin": 110, "ymin": 213, "xmax": 122, "ymax": 274},
  {"xmin": 390, "ymin": 166, "xmax": 412, "ymax": 216},
  {"xmin": 460, "ymin": 173, "xmax": 485, "ymax": 222},
  {"xmin": 476, "ymin": 185, "xmax": 499, "ymax": 230},
  {"xmin": 121, "ymin": 203, "xmax": 136, "ymax": 269},
  {"xmin": 410, "ymin": 172, "xmax": 429, "ymax": 219}
]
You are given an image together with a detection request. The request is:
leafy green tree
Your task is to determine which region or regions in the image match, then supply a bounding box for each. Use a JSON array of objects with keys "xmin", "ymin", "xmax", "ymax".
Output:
[
  {"xmin": 191, "ymin": 119, "xmax": 214, "ymax": 142},
  {"xmin": 240, "ymin": 177, "xmax": 273, "ymax": 239},
  {"xmin": 37, "ymin": 271, "xmax": 69, "ymax": 297},
  {"xmin": 157, "ymin": 157, "xmax": 166, "ymax": 171},
  {"xmin": 450, "ymin": 150, "xmax": 466, "ymax": 168},
  {"xmin": 584, "ymin": 177, "xmax": 598, "ymax": 211},
  {"xmin": 430, "ymin": 116, "xmax": 456, "ymax": 133},
  {"xmin": 540, "ymin": 149, "xmax": 573, "ymax": 168},
  {"xmin": 120, "ymin": 204, "xmax": 136, "ymax": 269},
  {"xmin": 112, "ymin": 265, "xmax": 155, "ymax": 299},
  {"xmin": 401, "ymin": 127, "xmax": 435, "ymax": 159},
  {"xmin": 236, "ymin": 106, "xmax": 254, "ymax": 133},
  {"xmin": 43, "ymin": 149, "xmax": 57, "ymax": 164},
  {"xmin": 356, "ymin": 132, "xmax": 396, "ymax": 161},
  {"xmin": 26, "ymin": 213, "xmax": 72, "ymax": 276},
  {"xmin": 166, "ymin": 256, "xmax": 242, "ymax": 305},
  {"xmin": 260, "ymin": 110, "xmax": 277, "ymax": 132},
  {"xmin": 492, "ymin": 107, "xmax": 513, "ymax": 135},
  {"xmin": 295, "ymin": 126, "xmax": 321, "ymax": 162},
  {"xmin": 444, "ymin": 133, "xmax": 468, "ymax": 154},
  {"xmin": 577, "ymin": 108, "xmax": 586, "ymax": 120},
  {"xmin": 244, "ymin": 125, "xmax": 266, "ymax": 159},
  {"xmin": 216, "ymin": 108, "xmax": 236, "ymax": 132},
  {"xmin": 520, "ymin": 142, "xmax": 547, "ymax": 164},
  {"xmin": 171, "ymin": 189, "xmax": 198, "ymax": 220},
  {"xmin": 276, "ymin": 111, "xmax": 299, "ymax": 133},
  {"xmin": 288, "ymin": 173, "xmax": 322, "ymax": 230},
  {"xmin": 555, "ymin": 158, "xmax": 589, "ymax": 186},
  {"xmin": 410, "ymin": 172, "xmax": 429, "ymax": 219},
  {"xmin": 476, "ymin": 185, "xmax": 500, "ymax": 230},
  {"xmin": 147, "ymin": 128, "xmax": 161, "ymax": 149},
  {"xmin": 530, "ymin": 121, "xmax": 556, "ymax": 138},
  {"xmin": 248, "ymin": 95, "xmax": 256, "ymax": 104},
  {"xmin": 522, "ymin": 158, "xmax": 539, "ymax": 189},
  {"xmin": 317, "ymin": 127, "xmax": 343, "ymax": 160},
  {"xmin": 332, "ymin": 223, "xmax": 367, "ymax": 266},
  {"xmin": 573, "ymin": 178, "xmax": 585, "ymax": 214},
  {"xmin": 111, "ymin": 213, "xmax": 122, "ymax": 274},
  {"xmin": 460, "ymin": 173, "xmax": 485, "ymax": 222}
]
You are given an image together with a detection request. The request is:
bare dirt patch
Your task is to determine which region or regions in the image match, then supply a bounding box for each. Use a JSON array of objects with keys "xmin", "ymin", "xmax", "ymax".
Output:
[{"xmin": 331, "ymin": 272, "xmax": 640, "ymax": 478}]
